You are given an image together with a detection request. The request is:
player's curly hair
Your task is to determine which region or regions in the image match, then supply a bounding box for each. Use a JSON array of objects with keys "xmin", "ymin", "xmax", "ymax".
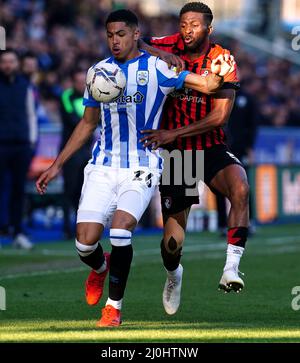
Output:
[
  {"xmin": 106, "ymin": 9, "xmax": 138, "ymax": 28},
  {"xmin": 180, "ymin": 2, "xmax": 213, "ymax": 25}
]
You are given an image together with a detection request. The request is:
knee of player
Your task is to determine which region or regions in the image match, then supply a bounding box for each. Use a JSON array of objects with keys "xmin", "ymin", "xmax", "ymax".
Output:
[
  {"xmin": 114, "ymin": 220, "xmax": 136, "ymax": 231},
  {"xmin": 162, "ymin": 236, "xmax": 183, "ymax": 254},
  {"xmin": 111, "ymin": 213, "xmax": 136, "ymax": 231},
  {"xmin": 76, "ymin": 229, "xmax": 99, "ymax": 245}
]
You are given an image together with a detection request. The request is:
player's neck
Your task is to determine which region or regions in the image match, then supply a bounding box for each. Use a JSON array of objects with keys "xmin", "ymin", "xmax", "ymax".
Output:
[
  {"xmin": 119, "ymin": 48, "xmax": 141, "ymax": 63},
  {"xmin": 185, "ymin": 38, "xmax": 210, "ymax": 61}
]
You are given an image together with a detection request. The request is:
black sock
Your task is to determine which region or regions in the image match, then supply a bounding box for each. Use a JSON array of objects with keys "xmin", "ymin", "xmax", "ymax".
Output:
[
  {"xmin": 76, "ymin": 243, "xmax": 105, "ymax": 270},
  {"xmin": 109, "ymin": 244, "xmax": 133, "ymax": 301},
  {"xmin": 160, "ymin": 239, "xmax": 182, "ymax": 272}
]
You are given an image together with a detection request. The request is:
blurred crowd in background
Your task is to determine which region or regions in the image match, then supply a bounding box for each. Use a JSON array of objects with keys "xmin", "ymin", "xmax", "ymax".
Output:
[{"xmin": 1, "ymin": 0, "xmax": 300, "ymax": 129}]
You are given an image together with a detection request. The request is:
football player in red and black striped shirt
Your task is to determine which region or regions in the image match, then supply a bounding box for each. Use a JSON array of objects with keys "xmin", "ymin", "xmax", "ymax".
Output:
[{"xmin": 140, "ymin": 2, "xmax": 250, "ymax": 314}]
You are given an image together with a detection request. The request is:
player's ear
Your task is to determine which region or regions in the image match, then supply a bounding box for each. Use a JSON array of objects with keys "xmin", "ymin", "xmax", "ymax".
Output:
[
  {"xmin": 134, "ymin": 28, "xmax": 140, "ymax": 41},
  {"xmin": 208, "ymin": 25, "xmax": 213, "ymax": 36}
]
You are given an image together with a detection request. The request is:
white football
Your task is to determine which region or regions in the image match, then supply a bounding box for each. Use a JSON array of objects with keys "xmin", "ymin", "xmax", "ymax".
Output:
[{"xmin": 86, "ymin": 63, "xmax": 126, "ymax": 103}]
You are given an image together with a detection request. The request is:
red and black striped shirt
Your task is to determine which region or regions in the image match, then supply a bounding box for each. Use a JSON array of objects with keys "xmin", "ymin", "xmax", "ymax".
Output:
[{"xmin": 149, "ymin": 33, "xmax": 240, "ymax": 150}]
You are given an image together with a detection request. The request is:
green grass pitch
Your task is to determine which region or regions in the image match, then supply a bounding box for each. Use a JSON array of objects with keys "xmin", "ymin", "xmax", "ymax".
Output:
[{"xmin": 0, "ymin": 224, "xmax": 300, "ymax": 342}]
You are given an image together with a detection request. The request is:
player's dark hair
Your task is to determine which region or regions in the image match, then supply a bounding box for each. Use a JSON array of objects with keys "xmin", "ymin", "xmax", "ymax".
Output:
[
  {"xmin": 180, "ymin": 2, "xmax": 213, "ymax": 25},
  {"xmin": 106, "ymin": 9, "xmax": 138, "ymax": 28}
]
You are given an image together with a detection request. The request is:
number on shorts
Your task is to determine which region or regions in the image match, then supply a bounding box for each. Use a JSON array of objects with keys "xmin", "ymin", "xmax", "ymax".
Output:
[{"xmin": 133, "ymin": 170, "xmax": 154, "ymax": 188}]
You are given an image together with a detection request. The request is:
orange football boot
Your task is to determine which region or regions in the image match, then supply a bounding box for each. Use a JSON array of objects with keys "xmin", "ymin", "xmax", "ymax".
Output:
[
  {"xmin": 96, "ymin": 305, "xmax": 122, "ymax": 327},
  {"xmin": 85, "ymin": 252, "xmax": 110, "ymax": 305}
]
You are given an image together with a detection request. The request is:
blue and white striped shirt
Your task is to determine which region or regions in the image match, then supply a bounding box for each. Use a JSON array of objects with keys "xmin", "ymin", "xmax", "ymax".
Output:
[{"xmin": 83, "ymin": 50, "xmax": 189, "ymax": 170}]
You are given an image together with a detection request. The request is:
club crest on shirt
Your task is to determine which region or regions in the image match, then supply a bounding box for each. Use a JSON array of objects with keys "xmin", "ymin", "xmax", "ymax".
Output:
[
  {"xmin": 200, "ymin": 70, "xmax": 209, "ymax": 77},
  {"xmin": 136, "ymin": 70, "xmax": 149, "ymax": 86}
]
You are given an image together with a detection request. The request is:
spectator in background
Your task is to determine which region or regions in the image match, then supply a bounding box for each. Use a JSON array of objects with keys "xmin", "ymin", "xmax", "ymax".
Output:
[
  {"xmin": 217, "ymin": 82, "xmax": 258, "ymax": 235},
  {"xmin": 21, "ymin": 51, "xmax": 40, "ymax": 111},
  {"xmin": 0, "ymin": 49, "xmax": 38, "ymax": 249},
  {"xmin": 21, "ymin": 51, "xmax": 39, "ymax": 83},
  {"xmin": 60, "ymin": 69, "xmax": 94, "ymax": 238}
]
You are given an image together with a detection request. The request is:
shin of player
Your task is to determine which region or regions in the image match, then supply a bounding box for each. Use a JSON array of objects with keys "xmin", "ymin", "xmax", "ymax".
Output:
[
  {"xmin": 215, "ymin": 166, "xmax": 250, "ymax": 293},
  {"xmin": 160, "ymin": 209, "xmax": 190, "ymax": 315}
]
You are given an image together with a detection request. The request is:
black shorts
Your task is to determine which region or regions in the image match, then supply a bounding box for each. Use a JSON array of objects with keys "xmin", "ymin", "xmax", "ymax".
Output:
[{"xmin": 159, "ymin": 145, "xmax": 244, "ymax": 215}]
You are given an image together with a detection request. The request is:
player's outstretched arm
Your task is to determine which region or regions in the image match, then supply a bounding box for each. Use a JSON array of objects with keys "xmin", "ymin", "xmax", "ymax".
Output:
[
  {"xmin": 184, "ymin": 72, "xmax": 223, "ymax": 95},
  {"xmin": 138, "ymin": 39, "xmax": 185, "ymax": 72},
  {"xmin": 36, "ymin": 106, "xmax": 100, "ymax": 195},
  {"xmin": 183, "ymin": 54, "xmax": 235, "ymax": 94}
]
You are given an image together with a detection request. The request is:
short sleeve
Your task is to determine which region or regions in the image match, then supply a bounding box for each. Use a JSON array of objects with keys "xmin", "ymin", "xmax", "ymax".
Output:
[
  {"xmin": 209, "ymin": 45, "xmax": 240, "ymax": 91},
  {"xmin": 221, "ymin": 61, "xmax": 240, "ymax": 91},
  {"xmin": 82, "ymin": 67, "xmax": 101, "ymax": 107},
  {"xmin": 82, "ymin": 87, "xmax": 100, "ymax": 107},
  {"xmin": 222, "ymin": 53, "xmax": 240, "ymax": 90},
  {"xmin": 155, "ymin": 58, "xmax": 190, "ymax": 92}
]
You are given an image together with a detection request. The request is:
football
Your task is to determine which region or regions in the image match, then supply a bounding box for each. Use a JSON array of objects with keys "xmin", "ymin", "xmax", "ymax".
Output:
[{"xmin": 86, "ymin": 63, "xmax": 126, "ymax": 103}]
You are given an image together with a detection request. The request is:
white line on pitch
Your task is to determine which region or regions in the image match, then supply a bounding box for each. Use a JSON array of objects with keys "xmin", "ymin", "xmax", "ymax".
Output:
[
  {"xmin": 0, "ymin": 235, "xmax": 298, "ymax": 258},
  {"xmin": 0, "ymin": 249, "xmax": 75, "ymax": 257},
  {"xmin": 0, "ymin": 266, "xmax": 86, "ymax": 281},
  {"xmin": 0, "ymin": 243, "xmax": 299, "ymax": 281}
]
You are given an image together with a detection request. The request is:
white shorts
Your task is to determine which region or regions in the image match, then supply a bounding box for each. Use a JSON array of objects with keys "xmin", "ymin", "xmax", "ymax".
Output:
[{"xmin": 77, "ymin": 164, "xmax": 161, "ymax": 226}]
